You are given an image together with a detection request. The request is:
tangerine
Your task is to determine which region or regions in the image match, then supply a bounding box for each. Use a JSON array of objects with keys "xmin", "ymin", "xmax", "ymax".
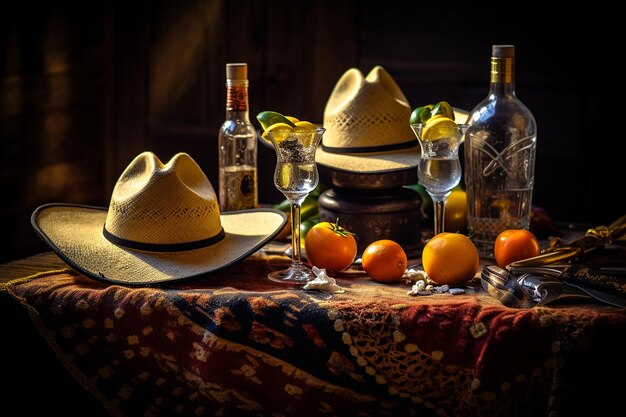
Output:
[
  {"xmin": 494, "ymin": 229, "xmax": 541, "ymax": 268},
  {"xmin": 422, "ymin": 233, "xmax": 479, "ymax": 285},
  {"xmin": 361, "ymin": 240, "xmax": 407, "ymax": 282}
]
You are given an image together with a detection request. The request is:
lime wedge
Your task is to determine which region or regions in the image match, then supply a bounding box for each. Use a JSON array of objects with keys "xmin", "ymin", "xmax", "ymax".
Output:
[
  {"xmin": 431, "ymin": 101, "xmax": 455, "ymax": 121},
  {"xmin": 256, "ymin": 111, "xmax": 296, "ymax": 130},
  {"xmin": 409, "ymin": 105, "xmax": 433, "ymax": 125}
]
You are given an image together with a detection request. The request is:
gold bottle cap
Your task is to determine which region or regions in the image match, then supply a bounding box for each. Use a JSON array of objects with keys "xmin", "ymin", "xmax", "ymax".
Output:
[
  {"xmin": 492, "ymin": 45, "xmax": 515, "ymax": 58},
  {"xmin": 490, "ymin": 45, "xmax": 514, "ymax": 83},
  {"xmin": 226, "ymin": 63, "xmax": 247, "ymax": 80}
]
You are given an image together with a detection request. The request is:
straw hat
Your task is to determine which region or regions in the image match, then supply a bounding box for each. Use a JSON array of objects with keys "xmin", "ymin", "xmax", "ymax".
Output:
[
  {"xmin": 31, "ymin": 151, "xmax": 287, "ymax": 286},
  {"xmin": 316, "ymin": 66, "xmax": 419, "ymax": 173}
]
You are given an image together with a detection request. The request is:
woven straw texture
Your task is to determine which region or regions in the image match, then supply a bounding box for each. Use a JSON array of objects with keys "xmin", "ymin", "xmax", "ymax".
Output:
[
  {"xmin": 317, "ymin": 66, "xmax": 418, "ymax": 173},
  {"xmin": 31, "ymin": 152, "xmax": 287, "ymax": 286},
  {"xmin": 106, "ymin": 152, "xmax": 222, "ymax": 244},
  {"xmin": 322, "ymin": 66, "xmax": 413, "ymax": 149},
  {"xmin": 317, "ymin": 66, "xmax": 469, "ymax": 173}
]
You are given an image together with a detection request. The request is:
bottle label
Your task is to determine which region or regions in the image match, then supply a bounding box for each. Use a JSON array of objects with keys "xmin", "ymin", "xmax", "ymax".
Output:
[
  {"xmin": 226, "ymin": 85, "xmax": 248, "ymax": 112},
  {"xmin": 219, "ymin": 166, "xmax": 258, "ymax": 211},
  {"xmin": 490, "ymin": 57, "xmax": 514, "ymax": 84}
]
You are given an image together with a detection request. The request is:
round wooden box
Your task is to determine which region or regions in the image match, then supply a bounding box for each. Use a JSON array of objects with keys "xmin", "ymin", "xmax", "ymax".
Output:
[{"xmin": 317, "ymin": 167, "xmax": 423, "ymax": 256}]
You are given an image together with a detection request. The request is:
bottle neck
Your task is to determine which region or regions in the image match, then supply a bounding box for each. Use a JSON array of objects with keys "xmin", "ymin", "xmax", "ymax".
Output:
[
  {"xmin": 489, "ymin": 56, "xmax": 515, "ymax": 96},
  {"xmin": 225, "ymin": 79, "xmax": 250, "ymax": 120}
]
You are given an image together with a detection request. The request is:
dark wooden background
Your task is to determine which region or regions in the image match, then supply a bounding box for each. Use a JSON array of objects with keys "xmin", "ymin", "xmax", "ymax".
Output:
[{"xmin": 1, "ymin": 0, "xmax": 620, "ymax": 263}]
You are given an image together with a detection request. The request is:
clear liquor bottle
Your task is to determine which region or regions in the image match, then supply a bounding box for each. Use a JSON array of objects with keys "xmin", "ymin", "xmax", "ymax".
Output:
[
  {"xmin": 464, "ymin": 45, "xmax": 537, "ymax": 258},
  {"xmin": 218, "ymin": 63, "xmax": 258, "ymax": 211}
]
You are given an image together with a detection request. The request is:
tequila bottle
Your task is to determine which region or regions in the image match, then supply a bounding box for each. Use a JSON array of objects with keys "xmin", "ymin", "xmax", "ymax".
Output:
[
  {"xmin": 464, "ymin": 45, "xmax": 537, "ymax": 258},
  {"xmin": 218, "ymin": 63, "xmax": 258, "ymax": 211}
]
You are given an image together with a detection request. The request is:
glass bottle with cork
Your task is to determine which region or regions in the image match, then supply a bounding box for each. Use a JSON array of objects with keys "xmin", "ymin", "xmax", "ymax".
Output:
[
  {"xmin": 218, "ymin": 62, "xmax": 258, "ymax": 211},
  {"xmin": 464, "ymin": 45, "xmax": 537, "ymax": 258}
]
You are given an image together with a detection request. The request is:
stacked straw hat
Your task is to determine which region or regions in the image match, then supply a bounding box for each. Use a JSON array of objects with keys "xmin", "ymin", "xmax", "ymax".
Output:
[{"xmin": 316, "ymin": 65, "xmax": 419, "ymax": 173}]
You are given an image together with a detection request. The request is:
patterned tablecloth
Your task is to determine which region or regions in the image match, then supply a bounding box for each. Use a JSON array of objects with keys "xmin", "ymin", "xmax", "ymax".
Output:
[{"xmin": 1, "ymin": 250, "xmax": 625, "ymax": 417}]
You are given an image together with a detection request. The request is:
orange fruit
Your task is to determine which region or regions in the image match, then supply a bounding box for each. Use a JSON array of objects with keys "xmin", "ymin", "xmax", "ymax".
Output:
[
  {"xmin": 361, "ymin": 240, "xmax": 407, "ymax": 282},
  {"xmin": 444, "ymin": 189, "xmax": 467, "ymax": 232},
  {"xmin": 305, "ymin": 220, "xmax": 357, "ymax": 272},
  {"xmin": 422, "ymin": 233, "xmax": 479, "ymax": 285},
  {"xmin": 494, "ymin": 229, "xmax": 541, "ymax": 268}
]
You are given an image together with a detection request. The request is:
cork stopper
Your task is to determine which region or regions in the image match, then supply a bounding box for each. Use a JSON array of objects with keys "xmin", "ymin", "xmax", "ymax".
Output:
[
  {"xmin": 492, "ymin": 45, "xmax": 515, "ymax": 58},
  {"xmin": 226, "ymin": 63, "xmax": 247, "ymax": 80}
]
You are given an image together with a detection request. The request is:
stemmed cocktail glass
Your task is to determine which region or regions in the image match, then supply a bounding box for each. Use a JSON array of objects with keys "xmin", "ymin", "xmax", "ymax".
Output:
[
  {"xmin": 410, "ymin": 122, "xmax": 468, "ymax": 236},
  {"xmin": 265, "ymin": 127, "xmax": 325, "ymax": 284}
]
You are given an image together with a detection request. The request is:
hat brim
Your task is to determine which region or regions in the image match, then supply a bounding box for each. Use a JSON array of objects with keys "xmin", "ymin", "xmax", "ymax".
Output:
[
  {"xmin": 31, "ymin": 204, "xmax": 288, "ymax": 287},
  {"xmin": 315, "ymin": 142, "xmax": 422, "ymax": 174},
  {"xmin": 315, "ymin": 108, "xmax": 469, "ymax": 174}
]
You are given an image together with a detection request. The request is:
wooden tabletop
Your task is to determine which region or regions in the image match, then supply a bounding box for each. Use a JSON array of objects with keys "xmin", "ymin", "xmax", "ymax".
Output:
[{"xmin": 0, "ymin": 251, "xmax": 69, "ymax": 283}]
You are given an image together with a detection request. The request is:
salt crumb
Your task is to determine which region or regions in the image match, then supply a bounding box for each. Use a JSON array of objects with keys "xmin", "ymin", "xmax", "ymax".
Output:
[
  {"xmin": 303, "ymin": 267, "xmax": 345, "ymax": 293},
  {"xmin": 402, "ymin": 268, "xmax": 428, "ymax": 281},
  {"xmin": 405, "ymin": 269, "xmax": 464, "ymax": 297}
]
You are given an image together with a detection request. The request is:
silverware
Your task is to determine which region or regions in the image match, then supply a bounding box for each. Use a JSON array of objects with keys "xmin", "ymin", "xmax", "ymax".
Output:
[
  {"xmin": 483, "ymin": 264, "xmax": 626, "ymax": 309},
  {"xmin": 509, "ymin": 214, "xmax": 626, "ymax": 268},
  {"xmin": 481, "ymin": 265, "xmax": 533, "ymax": 308},
  {"xmin": 508, "ymin": 264, "xmax": 626, "ymax": 309}
]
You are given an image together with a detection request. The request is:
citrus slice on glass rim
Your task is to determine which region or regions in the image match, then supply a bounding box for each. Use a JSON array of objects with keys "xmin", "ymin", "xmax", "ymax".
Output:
[
  {"xmin": 421, "ymin": 117, "xmax": 458, "ymax": 141},
  {"xmin": 256, "ymin": 111, "xmax": 296, "ymax": 130},
  {"xmin": 261, "ymin": 122, "xmax": 294, "ymax": 143}
]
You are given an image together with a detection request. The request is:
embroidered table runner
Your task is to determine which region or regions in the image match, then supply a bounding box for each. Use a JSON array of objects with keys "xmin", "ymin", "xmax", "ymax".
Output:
[{"xmin": 2, "ymin": 253, "xmax": 624, "ymax": 417}]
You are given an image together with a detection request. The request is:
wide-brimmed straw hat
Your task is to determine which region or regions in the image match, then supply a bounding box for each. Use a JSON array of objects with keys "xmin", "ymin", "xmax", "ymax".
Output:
[
  {"xmin": 31, "ymin": 151, "xmax": 287, "ymax": 286},
  {"xmin": 316, "ymin": 66, "xmax": 419, "ymax": 173}
]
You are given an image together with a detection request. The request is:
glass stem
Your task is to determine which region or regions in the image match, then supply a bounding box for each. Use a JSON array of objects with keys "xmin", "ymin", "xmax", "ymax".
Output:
[
  {"xmin": 431, "ymin": 195, "xmax": 446, "ymax": 236},
  {"xmin": 290, "ymin": 202, "xmax": 302, "ymax": 265}
]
